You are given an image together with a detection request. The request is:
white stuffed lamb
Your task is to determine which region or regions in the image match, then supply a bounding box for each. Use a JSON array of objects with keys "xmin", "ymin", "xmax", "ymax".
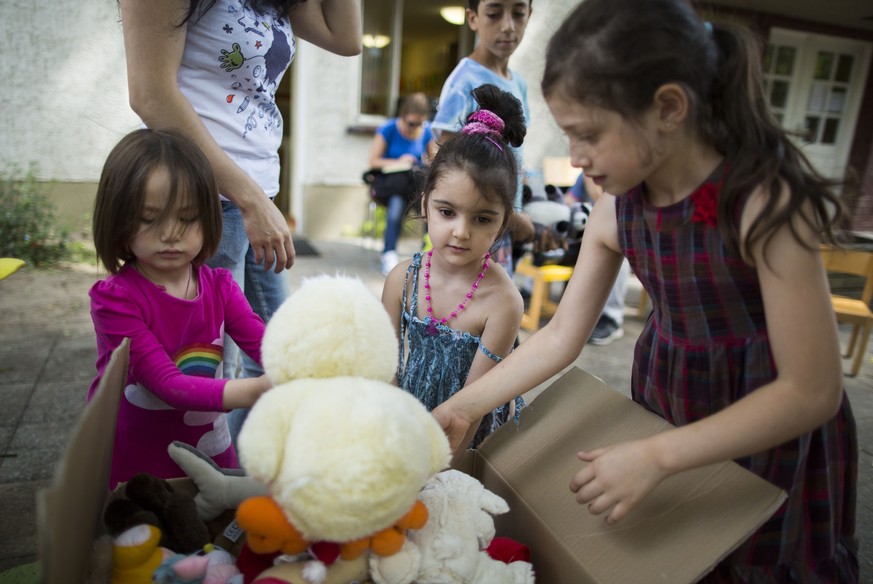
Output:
[{"xmin": 370, "ymin": 469, "xmax": 535, "ymax": 584}]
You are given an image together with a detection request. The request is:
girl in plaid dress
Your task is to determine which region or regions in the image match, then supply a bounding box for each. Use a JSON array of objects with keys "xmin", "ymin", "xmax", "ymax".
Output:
[{"xmin": 433, "ymin": 0, "xmax": 858, "ymax": 580}]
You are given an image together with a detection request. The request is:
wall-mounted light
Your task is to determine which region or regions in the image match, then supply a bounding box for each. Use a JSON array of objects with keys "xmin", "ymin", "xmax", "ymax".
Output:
[
  {"xmin": 362, "ymin": 34, "xmax": 391, "ymax": 49},
  {"xmin": 440, "ymin": 7, "xmax": 466, "ymax": 26}
]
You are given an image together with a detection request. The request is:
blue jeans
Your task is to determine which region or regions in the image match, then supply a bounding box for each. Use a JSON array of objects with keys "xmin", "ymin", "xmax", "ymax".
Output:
[
  {"xmin": 207, "ymin": 200, "xmax": 291, "ymax": 448},
  {"xmin": 382, "ymin": 194, "xmax": 407, "ymax": 253}
]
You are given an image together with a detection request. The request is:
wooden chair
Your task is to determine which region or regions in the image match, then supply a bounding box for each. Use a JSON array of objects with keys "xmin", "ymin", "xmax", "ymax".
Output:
[
  {"xmin": 515, "ymin": 254, "xmax": 574, "ymax": 333},
  {"xmin": 820, "ymin": 245, "xmax": 873, "ymax": 377},
  {"xmin": 636, "ymin": 287, "xmax": 650, "ymax": 318}
]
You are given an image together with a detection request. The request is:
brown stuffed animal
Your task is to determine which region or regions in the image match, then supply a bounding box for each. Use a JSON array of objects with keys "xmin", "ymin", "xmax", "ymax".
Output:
[{"xmin": 103, "ymin": 472, "xmax": 209, "ymax": 553}]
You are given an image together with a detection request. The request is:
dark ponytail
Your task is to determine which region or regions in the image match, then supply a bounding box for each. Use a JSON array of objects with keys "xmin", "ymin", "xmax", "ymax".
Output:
[{"xmin": 470, "ymin": 84, "xmax": 527, "ymax": 148}]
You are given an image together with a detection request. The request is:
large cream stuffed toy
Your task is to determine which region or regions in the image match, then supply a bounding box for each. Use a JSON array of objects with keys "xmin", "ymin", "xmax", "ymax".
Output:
[
  {"xmin": 170, "ymin": 275, "xmax": 533, "ymax": 583},
  {"xmin": 235, "ymin": 275, "xmax": 451, "ymax": 582}
]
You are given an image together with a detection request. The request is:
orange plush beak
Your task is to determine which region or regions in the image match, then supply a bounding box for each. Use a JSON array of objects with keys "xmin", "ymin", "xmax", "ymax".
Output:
[{"xmin": 236, "ymin": 496, "xmax": 309, "ymax": 556}]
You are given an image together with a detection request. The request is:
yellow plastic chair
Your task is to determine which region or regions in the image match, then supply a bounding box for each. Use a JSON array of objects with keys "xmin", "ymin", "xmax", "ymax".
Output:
[
  {"xmin": 821, "ymin": 245, "xmax": 873, "ymax": 377},
  {"xmin": 515, "ymin": 253, "xmax": 574, "ymax": 333}
]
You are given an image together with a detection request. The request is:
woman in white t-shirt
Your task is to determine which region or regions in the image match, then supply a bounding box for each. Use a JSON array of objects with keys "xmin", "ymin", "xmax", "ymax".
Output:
[{"xmin": 119, "ymin": 0, "xmax": 361, "ymax": 442}]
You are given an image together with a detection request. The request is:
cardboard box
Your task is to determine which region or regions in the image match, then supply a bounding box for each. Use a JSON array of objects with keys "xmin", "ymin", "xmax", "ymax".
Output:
[
  {"xmin": 38, "ymin": 342, "xmax": 785, "ymax": 583},
  {"xmin": 457, "ymin": 367, "xmax": 786, "ymax": 583},
  {"xmin": 38, "ymin": 338, "xmax": 129, "ymax": 584}
]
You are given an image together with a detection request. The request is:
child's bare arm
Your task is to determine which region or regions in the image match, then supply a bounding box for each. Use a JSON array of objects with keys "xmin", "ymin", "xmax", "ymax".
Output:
[
  {"xmin": 381, "ymin": 260, "xmax": 410, "ymax": 342},
  {"xmin": 465, "ymin": 278, "xmax": 522, "ymax": 388},
  {"xmin": 381, "ymin": 259, "xmax": 411, "ymax": 385}
]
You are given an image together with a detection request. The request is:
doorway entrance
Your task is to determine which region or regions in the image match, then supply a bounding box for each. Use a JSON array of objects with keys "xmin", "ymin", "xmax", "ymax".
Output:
[{"xmin": 764, "ymin": 28, "xmax": 871, "ymax": 180}]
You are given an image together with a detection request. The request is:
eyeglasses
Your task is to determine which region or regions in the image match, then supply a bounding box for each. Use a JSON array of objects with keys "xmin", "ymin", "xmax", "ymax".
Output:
[{"xmin": 404, "ymin": 119, "xmax": 423, "ymax": 128}]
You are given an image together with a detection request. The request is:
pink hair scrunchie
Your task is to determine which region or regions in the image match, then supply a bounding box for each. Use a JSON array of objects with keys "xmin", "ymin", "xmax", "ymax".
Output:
[
  {"xmin": 462, "ymin": 109, "xmax": 506, "ymax": 150},
  {"xmin": 463, "ymin": 109, "xmax": 505, "ymax": 136}
]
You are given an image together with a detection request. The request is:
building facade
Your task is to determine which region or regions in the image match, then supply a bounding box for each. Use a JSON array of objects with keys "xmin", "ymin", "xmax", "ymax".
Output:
[{"xmin": 2, "ymin": 0, "xmax": 871, "ymax": 239}]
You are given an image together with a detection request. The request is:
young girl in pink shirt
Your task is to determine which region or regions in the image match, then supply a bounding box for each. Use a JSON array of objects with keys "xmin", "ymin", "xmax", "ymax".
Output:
[{"xmin": 89, "ymin": 128, "xmax": 271, "ymax": 488}]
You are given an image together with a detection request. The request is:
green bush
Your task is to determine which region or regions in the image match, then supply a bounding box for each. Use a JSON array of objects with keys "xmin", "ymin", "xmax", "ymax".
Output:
[{"xmin": 0, "ymin": 165, "xmax": 70, "ymax": 267}]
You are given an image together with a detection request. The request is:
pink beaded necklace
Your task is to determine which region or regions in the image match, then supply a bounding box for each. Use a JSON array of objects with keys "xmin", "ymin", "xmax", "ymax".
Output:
[{"xmin": 423, "ymin": 249, "xmax": 490, "ymax": 336}]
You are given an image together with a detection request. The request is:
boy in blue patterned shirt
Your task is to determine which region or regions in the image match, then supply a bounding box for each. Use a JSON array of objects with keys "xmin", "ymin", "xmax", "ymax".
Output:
[{"xmin": 433, "ymin": 0, "xmax": 535, "ymax": 275}]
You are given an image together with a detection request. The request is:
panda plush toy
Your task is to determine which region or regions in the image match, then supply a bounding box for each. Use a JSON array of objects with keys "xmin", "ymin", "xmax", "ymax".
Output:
[{"xmin": 522, "ymin": 184, "xmax": 592, "ymax": 266}]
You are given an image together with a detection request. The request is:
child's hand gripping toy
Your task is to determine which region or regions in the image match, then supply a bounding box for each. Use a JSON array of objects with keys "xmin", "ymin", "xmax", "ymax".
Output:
[{"xmin": 234, "ymin": 275, "xmax": 451, "ymax": 582}]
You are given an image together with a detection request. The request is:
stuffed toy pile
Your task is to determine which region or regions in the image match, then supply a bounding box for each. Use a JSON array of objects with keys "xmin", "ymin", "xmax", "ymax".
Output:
[
  {"xmin": 97, "ymin": 472, "xmax": 244, "ymax": 584},
  {"xmin": 103, "ymin": 472, "xmax": 210, "ymax": 554},
  {"xmin": 165, "ymin": 275, "xmax": 534, "ymax": 583}
]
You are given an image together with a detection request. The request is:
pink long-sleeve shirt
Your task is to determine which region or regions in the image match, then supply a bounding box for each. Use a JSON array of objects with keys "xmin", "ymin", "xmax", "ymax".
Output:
[{"xmin": 88, "ymin": 264, "xmax": 265, "ymax": 488}]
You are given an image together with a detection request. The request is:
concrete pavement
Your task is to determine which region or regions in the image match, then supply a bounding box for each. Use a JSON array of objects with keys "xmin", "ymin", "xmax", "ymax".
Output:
[{"xmin": 0, "ymin": 237, "xmax": 871, "ymax": 580}]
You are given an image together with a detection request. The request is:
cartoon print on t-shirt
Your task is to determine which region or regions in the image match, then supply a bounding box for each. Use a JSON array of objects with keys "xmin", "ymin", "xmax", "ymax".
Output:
[{"xmin": 217, "ymin": 0, "xmax": 294, "ymax": 139}]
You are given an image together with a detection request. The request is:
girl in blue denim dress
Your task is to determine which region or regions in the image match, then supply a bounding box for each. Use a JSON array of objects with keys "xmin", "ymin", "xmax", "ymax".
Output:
[{"xmin": 381, "ymin": 84, "xmax": 527, "ymax": 448}]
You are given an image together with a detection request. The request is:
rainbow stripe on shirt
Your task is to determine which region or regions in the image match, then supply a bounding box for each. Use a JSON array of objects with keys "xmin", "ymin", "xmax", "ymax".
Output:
[{"xmin": 175, "ymin": 343, "xmax": 223, "ymax": 378}]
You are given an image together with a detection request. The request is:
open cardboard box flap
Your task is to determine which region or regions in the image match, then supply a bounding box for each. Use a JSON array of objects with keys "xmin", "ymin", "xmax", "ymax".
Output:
[
  {"xmin": 38, "ymin": 341, "xmax": 785, "ymax": 584},
  {"xmin": 37, "ymin": 338, "xmax": 129, "ymax": 584},
  {"xmin": 455, "ymin": 366, "xmax": 787, "ymax": 583}
]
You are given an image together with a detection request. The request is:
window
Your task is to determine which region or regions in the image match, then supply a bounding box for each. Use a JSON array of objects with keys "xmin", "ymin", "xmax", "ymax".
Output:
[
  {"xmin": 762, "ymin": 43, "xmax": 797, "ymax": 124},
  {"xmin": 360, "ymin": 0, "xmax": 475, "ymax": 120},
  {"xmin": 804, "ymin": 50, "xmax": 854, "ymax": 145}
]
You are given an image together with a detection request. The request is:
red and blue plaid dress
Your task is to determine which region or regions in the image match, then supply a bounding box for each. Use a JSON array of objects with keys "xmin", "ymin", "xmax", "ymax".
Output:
[{"xmin": 616, "ymin": 171, "xmax": 858, "ymax": 583}]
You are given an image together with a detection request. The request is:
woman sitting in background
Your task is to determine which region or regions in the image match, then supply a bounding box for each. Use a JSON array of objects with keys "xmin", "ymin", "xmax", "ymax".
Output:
[{"xmin": 368, "ymin": 92, "xmax": 438, "ymax": 275}]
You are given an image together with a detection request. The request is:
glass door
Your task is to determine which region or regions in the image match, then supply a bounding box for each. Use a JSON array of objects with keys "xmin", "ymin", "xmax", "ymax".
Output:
[{"xmin": 767, "ymin": 28, "xmax": 871, "ymax": 180}]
